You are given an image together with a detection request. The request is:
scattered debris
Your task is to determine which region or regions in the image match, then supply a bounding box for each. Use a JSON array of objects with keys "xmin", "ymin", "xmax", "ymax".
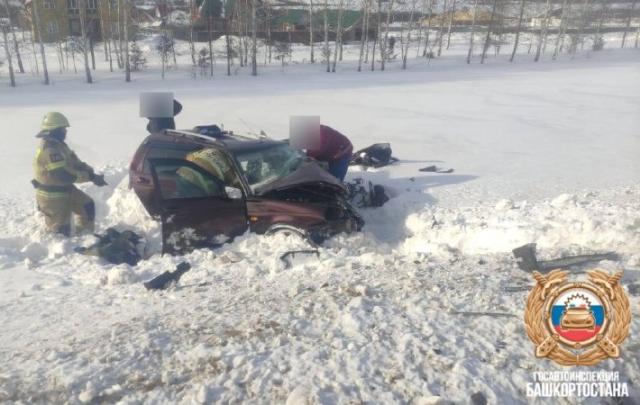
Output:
[
  {"xmin": 501, "ymin": 285, "xmax": 533, "ymax": 293},
  {"xmin": 75, "ymin": 228, "xmax": 144, "ymax": 266},
  {"xmin": 512, "ymin": 243, "xmax": 618, "ymax": 272},
  {"xmin": 470, "ymin": 392, "xmax": 487, "ymax": 405},
  {"xmin": 419, "ymin": 165, "xmax": 454, "ymax": 174},
  {"xmin": 279, "ymin": 250, "xmax": 319, "ymax": 269},
  {"xmin": 143, "ymin": 262, "xmax": 191, "ymax": 290},
  {"xmin": 451, "ymin": 310, "xmax": 518, "ymax": 318},
  {"xmin": 349, "ymin": 143, "xmax": 398, "ymax": 168},
  {"xmin": 345, "ymin": 178, "xmax": 389, "ymax": 208}
]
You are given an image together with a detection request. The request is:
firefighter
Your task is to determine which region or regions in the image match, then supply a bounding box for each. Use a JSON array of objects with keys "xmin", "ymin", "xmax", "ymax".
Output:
[
  {"xmin": 32, "ymin": 112, "xmax": 107, "ymax": 236},
  {"xmin": 306, "ymin": 125, "xmax": 353, "ymax": 182}
]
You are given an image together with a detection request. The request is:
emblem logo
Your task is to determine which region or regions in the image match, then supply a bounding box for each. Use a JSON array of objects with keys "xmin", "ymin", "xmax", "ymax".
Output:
[{"xmin": 524, "ymin": 269, "xmax": 632, "ymax": 366}]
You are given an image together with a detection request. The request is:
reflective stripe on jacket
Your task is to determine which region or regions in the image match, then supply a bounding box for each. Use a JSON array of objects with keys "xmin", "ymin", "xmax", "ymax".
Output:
[{"xmin": 33, "ymin": 137, "xmax": 94, "ymax": 190}]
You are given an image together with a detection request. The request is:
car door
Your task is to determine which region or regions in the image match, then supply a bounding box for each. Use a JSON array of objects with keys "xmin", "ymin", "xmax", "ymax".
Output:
[{"xmin": 149, "ymin": 158, "xmax": 248, "ymax": 255}]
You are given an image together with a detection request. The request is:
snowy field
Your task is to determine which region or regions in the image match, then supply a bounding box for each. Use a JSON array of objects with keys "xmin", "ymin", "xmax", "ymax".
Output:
[{"xmin": 0, "ymin": 35, "xmax": 639, "ymax": 403}]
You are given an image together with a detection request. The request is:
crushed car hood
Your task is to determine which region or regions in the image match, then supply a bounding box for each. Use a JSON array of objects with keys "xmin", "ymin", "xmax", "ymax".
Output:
[{"xmin": 255, "ymin": 161, "xmax": 346, "ymax": 195}]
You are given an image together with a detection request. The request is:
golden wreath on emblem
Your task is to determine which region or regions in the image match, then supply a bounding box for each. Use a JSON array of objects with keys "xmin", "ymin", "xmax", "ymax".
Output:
[{"xmin": 524, "ymin": 269, "xmax": 632, "ymax": 366}]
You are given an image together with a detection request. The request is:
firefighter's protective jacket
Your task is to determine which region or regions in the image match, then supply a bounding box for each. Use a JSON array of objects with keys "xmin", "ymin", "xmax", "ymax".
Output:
[{"xmin": 33, "ymin": 135, "xmax": 94, "ymax": 191}]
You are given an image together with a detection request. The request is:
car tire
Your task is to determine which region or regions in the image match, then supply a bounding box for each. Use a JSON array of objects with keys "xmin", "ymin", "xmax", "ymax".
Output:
[{"xmin": 265, "ymin": 224, "xmax": 318, "ymax": 248}]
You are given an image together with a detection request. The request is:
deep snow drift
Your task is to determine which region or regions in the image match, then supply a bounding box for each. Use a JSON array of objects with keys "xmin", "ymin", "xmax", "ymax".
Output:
[{"xmin": 0, "ymin": 45, "xmax": 639, "ymax": 404}]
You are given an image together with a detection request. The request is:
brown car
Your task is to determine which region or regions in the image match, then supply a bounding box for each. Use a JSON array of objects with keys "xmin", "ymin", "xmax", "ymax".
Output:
[{"xmin": 129, "ymin": 127, "xmax": 363, "ymax": 254}]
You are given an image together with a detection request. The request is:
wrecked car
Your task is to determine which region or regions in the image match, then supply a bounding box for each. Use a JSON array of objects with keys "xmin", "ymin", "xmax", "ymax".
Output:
[{"xmin": 129, "ymin": 127, "xmax": 363, "ymax": 254}]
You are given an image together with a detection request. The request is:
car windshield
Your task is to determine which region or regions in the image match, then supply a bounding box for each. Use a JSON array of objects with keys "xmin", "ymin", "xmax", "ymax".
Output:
[{"xmin": 234, "ymin": 144, "xmax": 306, "ymax": 192}]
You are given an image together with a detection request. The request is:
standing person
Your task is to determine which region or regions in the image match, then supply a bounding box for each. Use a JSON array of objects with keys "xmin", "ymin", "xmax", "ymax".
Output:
[
  {"xmin": 306, "ymin": 125, "xmax": 353, "ymax": 181},
  {"xmin": 145, "ymin": 99, "xmax": 183, "ymax": 134},
  {"xmin": 32, "ymin": 112, "xmax": 107, "ymax": 236}
]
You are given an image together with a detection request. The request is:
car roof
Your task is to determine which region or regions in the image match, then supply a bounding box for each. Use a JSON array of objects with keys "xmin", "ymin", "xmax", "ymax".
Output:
[{"xmin": 152, "ymin": 129, "xmax": 288, "ymax": 155}]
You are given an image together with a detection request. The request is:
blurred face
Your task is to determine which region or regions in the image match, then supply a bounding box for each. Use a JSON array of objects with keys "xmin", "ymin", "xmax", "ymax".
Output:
[{"xmin": 52, "ymin": 127, "xmax": 67, "ymax": 141}]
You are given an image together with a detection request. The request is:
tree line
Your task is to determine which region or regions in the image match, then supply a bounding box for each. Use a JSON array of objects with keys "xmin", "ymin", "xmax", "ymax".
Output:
[{"xmin": 1, "ymin": 0, "xmax": 639, "ymax": 87}]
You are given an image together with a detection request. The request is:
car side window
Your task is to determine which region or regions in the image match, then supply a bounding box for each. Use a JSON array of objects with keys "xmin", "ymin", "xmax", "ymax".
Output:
[
  {"xmin": 142, "ymin": 144, "xmax": 197, "ymax": 174},
  {"xmin": 189, "ymin": 148, "xmax": 243, "ymax": 190},
  {"xmin": 153, "ymin": 161, "xmax": 225, "ymax": 200}
]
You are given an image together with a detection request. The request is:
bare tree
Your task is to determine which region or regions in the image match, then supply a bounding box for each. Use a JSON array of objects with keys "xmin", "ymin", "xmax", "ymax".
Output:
[
  {"xmin": 25, "ymin": 4, "xmax": 40, "ymax": 75},
  {"xmin": 78, "ymin": 0, "xmax": 93, "ymax": 83},
  {"xmin": 415, "ymin": 0, "xmax": 424, "ymax": 56},
  {"xmin": 106, "ymin": 0, "xmax": 119, "ymax": 69},
  {"xmin": 56, "ymin": 37, "xmax": 65, "ymax": 72},
  {"xmin": 380, "ymin": 0, "xmax": 393, "ymax": 70},
  {"xmin": 480, "ymin": 0, "xmax": 498, "ymax": 64},
  {"xmin": 324, "ymin": 0, "xmax": 330, "ymax": 72},
  {"xmin": 534, "ymin": 0, "xmax": 551, "ymax": 62},
  {"xmin": 364, "ymin": 1, "xmax": 371, "ymax": 62},
  {"xmin": 401, "ymin": 0, "xmax": 416, "ymax": 69},
  {"xmin": 309, "ymin": 0, "xmax": 315, "ymax": 62},
  {"xmin": 510, "ymin": 0, "xmax": 526, "ymax": 62},
  {"xmin": 332, "ymin": 0, "xmax": 344, "ymax": 72},
  {"xmin": 115, "ymin": 0, "xmax": 124, "ymax": 68},
  {"xmin": 621, "ymin": 0, "xmax": 636, "ymax": 48},
  {"xmin": 552, "ymin": 0, "xmax": 570, "ymax": 59},
  {"xmin": 371, "ymin": 0, "xmax": 380, "ymax": 70},
  {"xmin": 540, "ymin": 0, "xmax": 552, "ymax": 55},
  {"xmin": 70, "ymin": 38, "xmax": 79, "ymax": 73},
  {"xmin": 467, "ymin": 0, "xmax": 478, "ymax": 63},
  {"xmin": 436, "ymin": 0, "xmax": 447, "ymax": 56},
  {"xmin": 445, "ymin": 0, "xmax": 455, "ymax": 49},
  {"xmin": 208, "ymin": 16, "xmax": 214, "ymax": 75},
  {"xmin": 338, "ymin": 3, "xmax": 345, "ymax": 60},
  {"xmin": 98, "ymin": 0, "xmax": 109, "ymax": 62},
  {"xmin": 357, "ymin": 0, "xmax": 369, "ymax": 71},
  {"xmin": 571, "ymin": 0, "xmax": 590, "ymax": 53},
  {"xmin": 422, "ymin": 0, "xmax": 433, "ymax": 57},
  {"xmin": 265, "ymin": 3, "xmax": 272, "ymax": 64},
  {"xmin": 189, "ymin": 0, "xmax": 196, "ymax": 66},
  {"xmin": 558, "ymin": 0, "xmax": 573, "ymax": 53},
  {"xmin": 3, "ymin": 0, "xmax": 24, "ymax": 73},
  {"xmin": 225, "ymin": 0, "xmax": 232, "ymax": 75},
  {"xmin": 123, "ymin": 0, "xmax": 130, "ymax": 81},
  {"xmin": 251, "ymin": 0, "xmax": 257, "ymax": 75},
  {"xmin": 592, "ymin": 0, "xmax": 608, "ymax": 50},
  {"xmin": 243, "ymin": 0, "xmax": 249, "ymax": 65},
  {"xmin": 1, "ymin": 25, "xmax": 15, "ymax": 86},
  {"xmin": 31, "ymin": 0, "xmax": 49, "ymax": 84},
  {"xmin": 233, "ymin": 4, "xmax": 243, "ymax": 67}
]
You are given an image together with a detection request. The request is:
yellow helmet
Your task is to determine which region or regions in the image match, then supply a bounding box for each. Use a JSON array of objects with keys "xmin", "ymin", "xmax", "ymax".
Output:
[{"xmin": 41, "ymin": 112, "xmax": 70, "ymax": 131}]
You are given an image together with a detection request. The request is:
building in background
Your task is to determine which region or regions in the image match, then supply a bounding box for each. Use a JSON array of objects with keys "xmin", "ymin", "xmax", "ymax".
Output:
[{"xmin": 24, "ymin": 0, "xmax": 132, "ymax": 42}]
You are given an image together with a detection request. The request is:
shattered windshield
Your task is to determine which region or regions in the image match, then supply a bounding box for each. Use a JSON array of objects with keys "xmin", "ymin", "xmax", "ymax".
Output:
[{"xmin": 235, "ymin": 144, "xmax": 306, "ymax": 192}]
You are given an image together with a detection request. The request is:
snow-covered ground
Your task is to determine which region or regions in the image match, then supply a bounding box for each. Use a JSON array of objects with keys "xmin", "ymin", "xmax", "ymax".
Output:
[{"xmin": 0, "ymin": 35, "xmax": 639, "ymax": 403}]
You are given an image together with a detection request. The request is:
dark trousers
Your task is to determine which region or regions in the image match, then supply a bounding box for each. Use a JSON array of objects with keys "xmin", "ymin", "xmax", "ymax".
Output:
[{"xmin": 329, "ymin": 154, "xmax": 351, "ymax": 182}]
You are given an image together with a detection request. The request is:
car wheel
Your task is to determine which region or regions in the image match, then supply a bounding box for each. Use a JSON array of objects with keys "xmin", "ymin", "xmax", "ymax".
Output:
[{"xmin": 265, "ymin": 224, "xmax": 318, "ymax": 248}]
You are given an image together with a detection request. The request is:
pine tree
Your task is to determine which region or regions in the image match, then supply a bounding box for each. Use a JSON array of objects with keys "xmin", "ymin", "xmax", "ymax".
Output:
[
  {"xmin": 156, "ymin": 33, "xmax": 174, "ymax": 78},
  {"xmin": 197, "ymin": 46, "xmax": 210, "ymax": 76},
  {"xmin": 1, "ymin": 24, "xmax": 16, "ymax": 86},
  {"xmin": 129, "ymin": 41, "xmax": 146, "ymax": 71}
]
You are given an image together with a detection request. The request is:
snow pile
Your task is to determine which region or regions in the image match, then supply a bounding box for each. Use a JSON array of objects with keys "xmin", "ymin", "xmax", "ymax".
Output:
[{"xmin": 402, "ymin": 187, "xmax": 640, "ymax": 258}]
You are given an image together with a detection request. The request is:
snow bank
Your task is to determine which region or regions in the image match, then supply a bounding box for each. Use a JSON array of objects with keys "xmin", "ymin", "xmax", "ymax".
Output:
[{"xmin": 402, "ymin": 188, "xmax": 640, "ymax": 258}]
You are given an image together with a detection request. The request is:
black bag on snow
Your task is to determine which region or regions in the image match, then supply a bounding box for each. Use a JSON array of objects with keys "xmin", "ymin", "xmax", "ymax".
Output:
[
  {"xmin": 75, "ymin": 228, "xmax": 143, "ymax": 266},
  {"xmin": 350, "ymin": 143, "xmax": 398, "ymax": 168}
]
